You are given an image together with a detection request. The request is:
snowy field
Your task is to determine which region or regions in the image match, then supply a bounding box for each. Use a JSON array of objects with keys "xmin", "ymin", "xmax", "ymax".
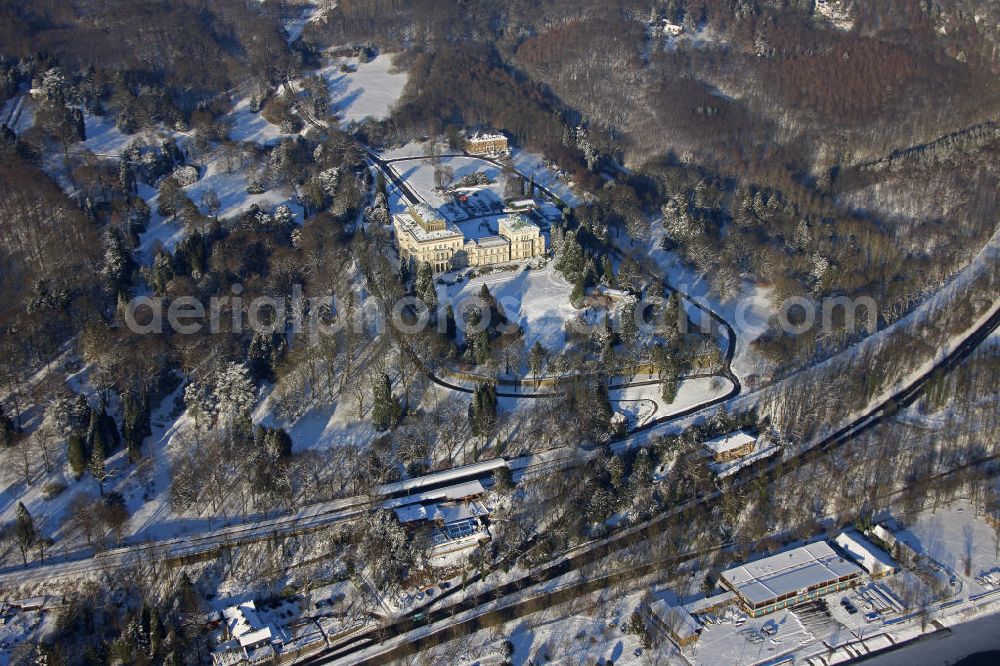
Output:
[
  {"xmin": 280, "ymin": 2, "xmax": 327, "ymax": 44},
  {"xmin": 388, "ymin": 155, "xmax": 506, "ymax": 209},
  {"xmin": 80, "ymin": 113, "xmax": 137, "ymax": 156},
  {"xmin": 509, "ymin": 149, "xmax": 583, "ymax": 207},
  {"xmin": 0, "ymin": 371, "xmax": 190, "ymax": 561},
  {"xmin": 892, "ymin": 500, "xmax": 1000, "ymax": 594},
  {"xmin": 379, "ymin": 140, "xmax": 583, "ymax": 209},
  {"xmin": 136, "ymin": 152, "xmax": 302, "ymax": 261},
  {"xmin": 256, "ymin": 392, "xmax": 375, "ymax": 460},
  {"xmin": 225, "ymin": 96, "xmax": 294, "ymax": 145},
  {"xmin": 610, "ymin": 376, "xmax": 734, "ymax": 427},
  {"xmin": 436, "ymin": 262, "xmax": 576, "ymax": 352},
  {"xmin": 505, "ymin": 613, "xmax": 647, "ymax": 664},
  {"xmin": 315, "ymin": 52, "xmax": 408, "ymax": 124}
]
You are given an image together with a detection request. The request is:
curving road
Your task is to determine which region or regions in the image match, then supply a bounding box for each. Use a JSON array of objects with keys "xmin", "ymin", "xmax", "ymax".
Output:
[
  {"xmin": 296, "ymin": 300, "xmax": 1000, "ymax": 665},
  {"xmin": 365, "ymin": 149, "xmax": 742, "ymax": 414}
]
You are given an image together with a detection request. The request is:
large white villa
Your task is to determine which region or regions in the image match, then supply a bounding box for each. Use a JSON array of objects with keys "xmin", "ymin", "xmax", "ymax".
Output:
[{"xmin": 393, "ymin": 203, "xmax": 545, "ymax": 272}]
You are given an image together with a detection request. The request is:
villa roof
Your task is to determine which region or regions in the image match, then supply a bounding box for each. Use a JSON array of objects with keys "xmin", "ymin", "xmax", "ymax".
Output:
[
  {"xmin": 473, "ymin": 235, "xmax": 509, "ymax": 248},
  {"xmin": 468, "ymin": 131, "xmax": 506, "ymax": 142},
  {"xmin": 394, "ymin": 211, "xmax": 463, "ymax": 242},
  {"xmin": 499, "ymin": 214, "xmax": 539, "ymax": 234}
]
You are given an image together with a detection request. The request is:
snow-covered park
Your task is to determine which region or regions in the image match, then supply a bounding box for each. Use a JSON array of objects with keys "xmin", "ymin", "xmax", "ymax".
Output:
[
  {"xmin": 610, "ymin": 376, "xmax": 734, "ymax": 428},
  {"xmin": 436, "ymin": 262, "xmax": 576, "ymax": 352},
  {"xmin": 380, "ymin": 140, "xmax": 583, "ymax": 211},
  {"xmin": 315, "ymin": 52, "xmax": 409, "ymax": 124}
]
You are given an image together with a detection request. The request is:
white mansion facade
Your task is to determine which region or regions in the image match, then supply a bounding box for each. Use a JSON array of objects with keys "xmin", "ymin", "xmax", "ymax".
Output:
[{"xmin": 393, "ymin": 204, "xmax": 545, "ymax": 273}]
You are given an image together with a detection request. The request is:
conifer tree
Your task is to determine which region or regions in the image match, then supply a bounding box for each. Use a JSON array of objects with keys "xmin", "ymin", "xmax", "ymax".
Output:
[
  {"xmin": 444, "ymin": 304, "xmax": 457, "ymax": 340},
  {"xmin": 371, "ymin": 373, "xmax": 401, "ymax": 432},
  {"xmin": 89, "ymin": 432, "xmax": 111, "ymax": 496},
  {"xmin": 619, "ymin": 298, "xmax": 638, "ymax": 346},
  {"xmin": 0, "ymin": 405, "xmax": 18, "ymax": 447},
  {"xmin": 15, "ymin": 502, "xmax": 36, "ymax": 565},
  {"xmin": 67, "ymin": 433, "xmax": 87, "ymax": 478},
  {"xmin": 122, "ymin": 391, "xmax": 150, "ymax": 463},
  {"xmin": 469, "ymin": 382, "xmax": 497, "ymax": 439},
  {"xmin": 529, "ymin": 341, "xmax": 547, "ymax": 379}
]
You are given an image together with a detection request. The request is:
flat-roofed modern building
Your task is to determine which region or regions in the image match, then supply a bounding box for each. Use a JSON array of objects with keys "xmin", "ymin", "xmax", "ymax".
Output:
[{"xmin": 720, "ymin": 541, "xmax": 864, "ymax": 617}]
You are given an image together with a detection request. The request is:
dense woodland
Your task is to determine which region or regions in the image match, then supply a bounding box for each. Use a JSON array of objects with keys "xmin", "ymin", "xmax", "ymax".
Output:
[{"xmin": 0, "ymin": 0, "xmax": 998, "ymax": 662}]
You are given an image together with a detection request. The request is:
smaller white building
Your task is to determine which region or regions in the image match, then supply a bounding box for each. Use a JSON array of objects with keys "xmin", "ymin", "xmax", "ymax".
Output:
[
  {"xmin": 212, "ymin": 601, "xmax": 282, "ymax": 666},
  {"xmin": 660, "ymin": 20, "xmax": 684, "ymax": 36},
  {"xmin": 835, "ymin": 530, "xmax": 897, "ymax": 579},
  {"xmin": 648, "ymin": 598, "xmax": 701, "ymax": 647},
  {"xmin": 504, "ymin": 198, "xmax": 537, "ymax": 213},
  {"xmin": 702, "ymin": 431, "xmax": 757, "ymax": 463}
]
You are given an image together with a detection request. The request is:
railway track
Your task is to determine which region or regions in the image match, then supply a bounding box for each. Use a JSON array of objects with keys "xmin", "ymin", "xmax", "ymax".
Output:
[{"xmin": 295, "ymin": 300, "xmax": 1000, "ymax": 664}]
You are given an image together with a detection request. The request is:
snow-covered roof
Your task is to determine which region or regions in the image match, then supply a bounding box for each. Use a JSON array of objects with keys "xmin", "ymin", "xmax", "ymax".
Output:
[
  {"xmin": 721, "ymin": 541, "xmax": 863, "ymax": 607},
  {"xmin": 499, "ymin": 214, "xmax": 539, "ymax": 235},
  {"xmin": 379, "ymin": 464, "xmax": 496, "ymax": 497},
  {"xmin": 393, "ymin": 211, "xmax": 463, "ymax": 242},
  {"xmin": 834, "ymin": 530, "xmax": 896, "ymax": 576},
  {"xmin": 470, "ymin": 235, "xmax": 509, "ymax": 248},
  {"xmin": 507, "ymin": 198, "xmax": 536, "ymax": 208},
  {"xmin": 222, "ymin": 601, "xmax": 266, "ymax": 640},
  {"xmin": 211, "ymin": 642, "xmax": 245, "ymax": 666},
  {"xmin": 237, "ymin": 627, "xmax": 273, "ymax": 648},
  {"xmin": 468, "ymin": 131, "xmax": 506, "ymax": 142},
  {"xmin": 683, "ymin": 591, "xmax": 736, "ymax": 615},
  {"xmin": 649, "ymin": 599, "xmax": 700, "ymax": 640},
  {"xmin": 868, "ymin": 525, "xmax": 898, "ymax": 549},
  {"xmin": 703, "ymin": 431, "xmax": 756, "ymax": 454},
  {"xmin": 244, "ymin": 643, "xmax": 276, "ymax": 662},
  {"xmin": 11, "ymin": 596, "xmax": 46, "ymax": 610},
  {"xmin": 385, "ymin": 480, "xmax": 489, "ymax": 512},
  {"xmin": 433, "ymin": 501, "xmax": 488, "ymax": 524},
  {"xmin": 393, "ymin": 504, "xmax": 430, "ymax": 523}
]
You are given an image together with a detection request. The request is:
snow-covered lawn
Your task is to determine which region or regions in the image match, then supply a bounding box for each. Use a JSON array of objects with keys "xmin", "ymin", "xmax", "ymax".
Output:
[
  {"xmin": 316, "ymin": 53, "xmax": 408, "ymax": 124},
  {"xmin": 509, "ymin": 149, "xmax": 583, "ymax": 207},
  {"xmin": 436, "ymin": 263, "xmax": 576, "ymax": 352},
  {"xmin": 388, "ymin": 155, "xmax": 506, "ymax": 209},
  {"xmin": 505, "ymin": 613, "xmax": 646, "ymax": 665},
  {"xmin": 260, "ymin": 400, "xmax": 375, "ymax": 457},
  {"xmin": 80, "ymin": 113, "xmax": 136, "ymax": 156},
  {"xmin": 187, "ymin": 154, "xmax": 302, "ymax": 222},
  {"xmin": 136, "ymin": 152, "xmax": 302, "ymax": 261},
  {"xmin": 610, "ymin": 376, "xmax": 734, "ymax": 427},
  {"xmin": 225, "ymin": 96, "xmax": 294, "ymax": 146},
  {"xmin": 0, "ymin": 373, "xmax": 190, "ymax": 561},
  {"xmin": 892, "ymin": 500, "xmax": 1000, "ymax": 593},
  {"xmin": 379, "ymin": 141, "xmax": 582, "ymax": 209}
]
